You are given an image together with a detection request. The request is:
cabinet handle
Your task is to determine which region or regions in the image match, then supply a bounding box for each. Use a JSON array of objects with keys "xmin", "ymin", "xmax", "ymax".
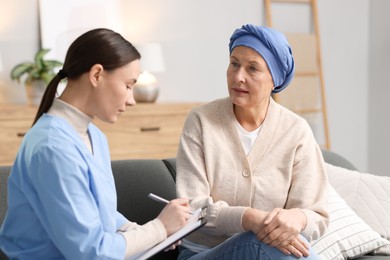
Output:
[
  {"xmin": 140, "ymin": 126, "xmax": 160, "ymax": 132},
  {"xmin": 17, "ymin": 132, "xmax": 26, "ymax": 137}
]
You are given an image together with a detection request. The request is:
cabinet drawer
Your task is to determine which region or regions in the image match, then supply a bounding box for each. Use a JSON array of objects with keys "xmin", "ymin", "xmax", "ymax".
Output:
[
  {"xmin": 0, "ymin": 120, "xmax": 32, "ymax": 165},
  {"xmin": 97, "ymin": 113, "xmax": 188, "ymax": 159}
]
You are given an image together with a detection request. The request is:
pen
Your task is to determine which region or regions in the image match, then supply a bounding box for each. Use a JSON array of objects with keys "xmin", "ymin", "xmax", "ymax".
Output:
[
  {"xmin": 147, "ymin": 193, "xmax": 170, "ymax": 204},
  {"xmin": 147, "ymin": 193, "xmax": 195, "ymax": 215}
]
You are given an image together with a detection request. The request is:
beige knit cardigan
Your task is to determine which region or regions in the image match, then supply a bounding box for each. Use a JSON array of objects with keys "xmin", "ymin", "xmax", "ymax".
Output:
[{"xmin": 176, "ymin": 97, "xmax": 329, "ymax": 248}]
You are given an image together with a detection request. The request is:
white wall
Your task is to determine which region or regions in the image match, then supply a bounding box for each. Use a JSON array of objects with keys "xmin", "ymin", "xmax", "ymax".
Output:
[
  {"xmin": 318, "ymin": 0, "xmax": 370, "ymax": 172},
  {"xmin": 0, "ymin": 0, "xmax": 387, "ymax": 176},
  {"xmin": 368, "ymin": 0, "xmax": 390, "ymax": 176}
]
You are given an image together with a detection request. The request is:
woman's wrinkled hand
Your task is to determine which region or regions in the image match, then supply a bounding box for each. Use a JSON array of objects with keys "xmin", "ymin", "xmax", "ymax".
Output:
[
  {"xmin": 275, "ymin": 235, "xmax": 310, "ymax": 258},
  {"xmin": 256, "ymin": 208, "xmax": 309, "ymax": 258}
]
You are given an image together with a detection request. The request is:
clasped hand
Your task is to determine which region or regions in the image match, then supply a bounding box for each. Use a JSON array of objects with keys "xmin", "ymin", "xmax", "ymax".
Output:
[
  {"xmin": 245, "ymin": 207, "xmax": 309, "ymax": 258},
  {"xmin": 259, "ymin": 208, "xmax": 309, "ymax": 258}
]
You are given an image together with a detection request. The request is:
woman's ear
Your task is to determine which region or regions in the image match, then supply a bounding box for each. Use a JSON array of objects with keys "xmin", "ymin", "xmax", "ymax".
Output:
[{"xmin": 89, "ymin": 64, "xmax": 104, "ymax": 87}]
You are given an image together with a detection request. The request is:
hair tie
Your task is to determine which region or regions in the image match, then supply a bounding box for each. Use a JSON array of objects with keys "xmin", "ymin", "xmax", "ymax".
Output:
[{"xmin": 58, "ymin": 69, "xmax": 68, "ymax": 80}]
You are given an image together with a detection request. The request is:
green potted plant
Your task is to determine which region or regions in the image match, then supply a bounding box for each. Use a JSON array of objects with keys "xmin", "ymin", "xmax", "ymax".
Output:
[{"xmin": 10, "ymin": 48, "xmax": 63, "ymax": 106}]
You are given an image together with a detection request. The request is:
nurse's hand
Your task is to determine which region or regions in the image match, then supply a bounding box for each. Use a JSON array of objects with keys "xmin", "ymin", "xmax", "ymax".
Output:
[{"xmin": 158, "ymin": 198, "xmax": 190, "ymax": 236}]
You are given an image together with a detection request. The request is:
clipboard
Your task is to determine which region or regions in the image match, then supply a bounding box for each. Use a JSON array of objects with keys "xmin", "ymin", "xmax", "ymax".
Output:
[{"xmin": 129, "ymin": 206, "xmax": 207, "ymax": 260}]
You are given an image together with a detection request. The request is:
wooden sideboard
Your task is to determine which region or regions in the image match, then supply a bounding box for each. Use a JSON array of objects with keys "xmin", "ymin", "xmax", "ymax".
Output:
[{"xmin": 0, "ymin": 103, "xmax": 200, "ymax": 166}]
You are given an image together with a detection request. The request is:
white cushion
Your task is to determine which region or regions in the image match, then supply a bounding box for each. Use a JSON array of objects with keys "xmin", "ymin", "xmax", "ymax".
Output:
[
  {"xmin": 310, "ymin": 186, "xmax": 390, "ymax": 259},
  {"xmin": 326, "ymin": 163, "xmax": 390, "ymax": 239},
  {"xmin": 373, "ymin": 244, "xmax": 390, "ymax": 255}
]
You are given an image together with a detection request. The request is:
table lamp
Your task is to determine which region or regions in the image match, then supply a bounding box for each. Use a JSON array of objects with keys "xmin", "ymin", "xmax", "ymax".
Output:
[{"xmin": 133, "ymin": 43, "xmax": 165, "ymax": 102}]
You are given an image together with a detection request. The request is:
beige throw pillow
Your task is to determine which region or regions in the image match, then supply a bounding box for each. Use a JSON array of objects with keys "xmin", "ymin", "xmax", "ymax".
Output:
[{"xmin": 326, "ymin": 163, "xmax": 390, "ymax": 239}]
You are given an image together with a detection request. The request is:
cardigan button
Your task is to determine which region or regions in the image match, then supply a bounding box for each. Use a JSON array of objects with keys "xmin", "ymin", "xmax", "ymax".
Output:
[{"xmin": 242, "ymin": 169, "xmax": 250, "ymax": 178}]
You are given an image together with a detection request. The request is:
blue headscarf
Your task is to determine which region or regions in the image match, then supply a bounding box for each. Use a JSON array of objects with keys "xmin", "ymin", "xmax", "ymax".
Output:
[{"xmin": 229, "ymin": 24, "xmax": 295, "ymax": 93}]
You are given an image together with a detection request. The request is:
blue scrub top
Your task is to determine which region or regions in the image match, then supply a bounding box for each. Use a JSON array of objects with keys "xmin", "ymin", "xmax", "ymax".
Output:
[{"xmin": 0, "ymin": 114, "xmax": 128, "ymax": 259}]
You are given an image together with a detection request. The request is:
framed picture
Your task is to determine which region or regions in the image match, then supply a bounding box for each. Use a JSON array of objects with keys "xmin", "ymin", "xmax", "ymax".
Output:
[{"xmin": 38, "ymin": 0, "xmax": 123, "ymax": 62}]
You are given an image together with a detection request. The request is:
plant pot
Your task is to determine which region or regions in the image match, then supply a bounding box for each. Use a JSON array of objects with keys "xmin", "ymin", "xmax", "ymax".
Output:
[{"xmin": 25, "ymin": 80, "xmax": 46, "ymax": 106}]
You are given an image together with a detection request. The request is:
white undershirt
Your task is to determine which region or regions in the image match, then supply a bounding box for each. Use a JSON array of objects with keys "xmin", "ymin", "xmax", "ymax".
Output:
[{"xmin": 235, "ymin": 119, "xmax": 262, "ymax": 156}]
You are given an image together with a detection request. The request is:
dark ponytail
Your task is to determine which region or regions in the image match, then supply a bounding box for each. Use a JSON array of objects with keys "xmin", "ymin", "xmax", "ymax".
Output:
[
  {"xmin": 32, "ymin": 73, "xmax": 64, "ymax": 125},
  {"xmin": 32, "ymin": 28, "xmax": 141, "ymax": 126}
]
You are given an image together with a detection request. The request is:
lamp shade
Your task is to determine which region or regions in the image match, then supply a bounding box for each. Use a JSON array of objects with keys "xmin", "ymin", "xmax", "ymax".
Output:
[{"xmin": 135, "ymin": 43, "xmax": 165, "ymax": 73}]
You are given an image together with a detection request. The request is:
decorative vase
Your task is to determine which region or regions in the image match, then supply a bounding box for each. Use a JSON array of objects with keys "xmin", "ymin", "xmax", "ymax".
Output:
[
  {"xmin": 133, "ymin": 84, "xmax": 159, "ymax": 103},
  {"xmin": 25, "ymin": 80, "xmax": 46, "ymax": 106},
  {"xmin": 133, "ymin": 71, "xmax": 159, "ymax": 103}
]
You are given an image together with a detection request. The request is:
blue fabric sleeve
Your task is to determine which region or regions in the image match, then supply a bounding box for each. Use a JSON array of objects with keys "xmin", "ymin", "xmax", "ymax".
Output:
[
  {"xmin": 27, "ymin": 142, "xmax": 126, "ymax": 260},
  {"xmin": 116, "ymin": 211, "xmax": 129, "ymax": 230}
]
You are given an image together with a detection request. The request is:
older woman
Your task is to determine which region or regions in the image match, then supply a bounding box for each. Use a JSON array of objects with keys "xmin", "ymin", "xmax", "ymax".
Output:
[{"xmin": 176, "ymin": 24, "xmax": 329, "ymax": 259}]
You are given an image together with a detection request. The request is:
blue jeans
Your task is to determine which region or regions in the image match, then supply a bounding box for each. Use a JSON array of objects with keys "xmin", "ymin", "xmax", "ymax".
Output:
[{"xmin": 178, "ymin": 232, "xmax": 320, "ymax": 260}]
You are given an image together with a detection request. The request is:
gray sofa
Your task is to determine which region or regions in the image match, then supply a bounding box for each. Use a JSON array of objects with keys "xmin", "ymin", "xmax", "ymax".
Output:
[{"xmin": 0, "ymin": 151, "xmax": 388, "ymax": 259}]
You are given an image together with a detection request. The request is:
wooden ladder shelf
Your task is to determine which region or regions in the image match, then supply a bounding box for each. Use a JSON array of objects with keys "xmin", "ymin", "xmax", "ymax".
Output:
[{"xmin": 265, "ymin": 0, "xmax": 330, "ymax": 149}]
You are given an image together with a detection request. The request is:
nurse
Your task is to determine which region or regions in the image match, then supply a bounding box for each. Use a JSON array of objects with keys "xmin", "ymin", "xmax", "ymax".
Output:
[{"xmin": 0, "ymin": 28, "xmax": 190, "ymax": 259}]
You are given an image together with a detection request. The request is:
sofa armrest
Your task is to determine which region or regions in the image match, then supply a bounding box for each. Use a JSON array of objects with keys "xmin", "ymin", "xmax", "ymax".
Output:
[
  {"xmin": 0, "ymin": 165, "xmax": 11, "ymax": 260},
  {"xmin": 321, "ymin": 149, "xmax": 358, "ymax": 171},
  {"xmin": 162, "ymin": 158, "xmax": 177, "ymax": 181}
]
